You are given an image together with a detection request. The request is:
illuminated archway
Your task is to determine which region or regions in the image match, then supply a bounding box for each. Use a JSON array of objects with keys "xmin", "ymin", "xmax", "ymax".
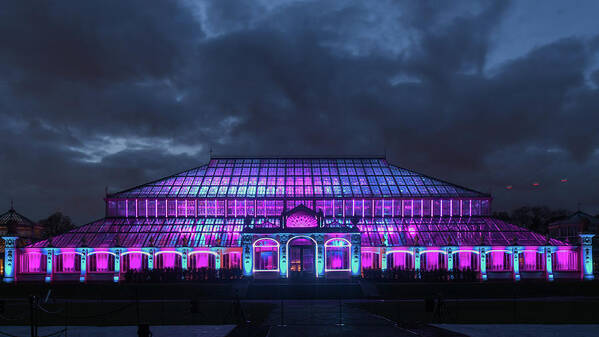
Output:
[
  {"xmin": 324, "ymin": 238, "xmax": 351, "ymax": 272},
  {"xmin": 253, "ymin": 238, "xmax": 279, "ymax": 272},
  {"xmin": 286, "ymin": 236, "xmax": 317, "ymax": 276}
]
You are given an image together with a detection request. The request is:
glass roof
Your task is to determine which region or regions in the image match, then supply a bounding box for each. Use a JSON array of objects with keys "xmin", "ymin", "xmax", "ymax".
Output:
[
  {"xmin": 29, "ymin": 216, "xmax": 565, "ymax": 248},
  {"xmin": 109, "ymin": 158, "xmax": 488, "ymax": 199}
]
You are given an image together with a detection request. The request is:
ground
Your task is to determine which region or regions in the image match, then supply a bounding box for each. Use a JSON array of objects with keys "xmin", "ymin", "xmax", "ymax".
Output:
[{"xmin": 0, "ymin": 280, "xmax": 597, "ymax": 336}]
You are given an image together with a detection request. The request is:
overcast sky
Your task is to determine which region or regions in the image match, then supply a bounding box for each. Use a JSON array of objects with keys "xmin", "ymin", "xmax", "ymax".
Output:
[{"xmin": 1, "ymin": 0, "xmax": 599, "ymax": 224}]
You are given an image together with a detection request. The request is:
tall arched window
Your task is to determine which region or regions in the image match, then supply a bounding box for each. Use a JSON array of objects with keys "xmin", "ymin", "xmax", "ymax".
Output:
[
  {"xmin": 223, "ymin": 251, "xmax": 241, "ymax": 270},
  {"xmin": 20, "ymin": 252, "xmax": 47, "ymax": 273},
  {"xmin": 421, "ymin": 251, "xmax": 447, "ymax": 271},
  {"xmin": 189, "ymin": 252, "xmax": 216, "ymax": 270},
  {"xmin": 486, "ymin": 251, "xmax": 512, "ymax": 272},
  {"xmin": 387, "ymin": 251, "xmax": 414, "ymax": 270},
  {"xmin": 552, "ymin": 250, "xmax": 579, "ymax": 271},
  {"xmin": 519, "ymin": 250, "xmax": 544, "ymax": 271},
  {"xmin": 55, "ymin": 253, "xmax": 81, "ymax": 273},
  {"xmin": 453, "ymin": 250, "xmax": 480, "ymax": 271},
  {"xmin": 155, "ymin": 252, "xmax": 182, "ymax": 270},
  {"xmin": 325, "ymin": 238, "xmax": 351, "ymax": 271},
  {"xmin": 122, "ymin": 252, "xmax": 149, "ymax": 272},
  {"xmin": 361, "ymin": 252, "xmax": 380, "ymax": 270},
  {"xmin": 253, "ymin": 238, "xmax": 279, "ymax": 271},
  {"xmin": 88, "ymin": 252, "xmax": 115, "ymax": 273}
]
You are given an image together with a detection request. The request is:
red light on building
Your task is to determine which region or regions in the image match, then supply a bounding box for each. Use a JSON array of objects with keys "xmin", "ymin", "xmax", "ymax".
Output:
[
  {"xmin": 506, "ymin": 185, "xmax": 513, "ymax": 190},
  {"xmin": 532, "ymin": 182, "xmax": 540, "ymax": 187},
  {"xmin": 560, "ymin": 178, "xmax": 568, "ymax": 183}
]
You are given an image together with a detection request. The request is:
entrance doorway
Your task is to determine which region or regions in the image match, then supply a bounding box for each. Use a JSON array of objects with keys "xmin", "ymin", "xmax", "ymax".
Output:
[{"xmin": 288, "ymin": 237, "xmax": 316, "ymax": 278}]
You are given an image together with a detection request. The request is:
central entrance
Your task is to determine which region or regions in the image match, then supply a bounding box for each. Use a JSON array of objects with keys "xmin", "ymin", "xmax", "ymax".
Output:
[{"xmin": 287, "ymin": 237, "xmax": 317, "ymax": 278}]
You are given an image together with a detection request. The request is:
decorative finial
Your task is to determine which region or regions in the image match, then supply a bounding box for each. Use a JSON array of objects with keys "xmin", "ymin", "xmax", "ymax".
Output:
[
  {"xmin": 10, "ymin": 199, "xmax": 14, "ymax": 211},
  {"xmin": 209, "ymin": 145, "xmax": 213, "ymax": 159}
]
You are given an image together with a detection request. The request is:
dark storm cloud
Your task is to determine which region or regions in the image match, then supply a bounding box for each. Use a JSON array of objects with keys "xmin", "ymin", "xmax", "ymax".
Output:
[{"xmin": 0, "ymin": 0, "xmax": 598, "ymax": 223}]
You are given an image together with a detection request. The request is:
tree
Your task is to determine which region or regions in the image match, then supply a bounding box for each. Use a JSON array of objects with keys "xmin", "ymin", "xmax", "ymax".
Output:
[
  {"xmin": 39, "ymin": 212, "xmax": 75, "ymax": 239},
  {"xmin": 501, "ymin": 206, "xmax": 570, "ymax": 233}
]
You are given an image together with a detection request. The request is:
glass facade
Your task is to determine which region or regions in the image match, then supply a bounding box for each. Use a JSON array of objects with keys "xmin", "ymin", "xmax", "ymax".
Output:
[{"xmin": 14, "ymin": 157, "xmax": 588, "ymax": 282}]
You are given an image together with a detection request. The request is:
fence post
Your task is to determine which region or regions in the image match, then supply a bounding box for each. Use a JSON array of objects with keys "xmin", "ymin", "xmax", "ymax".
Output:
[
  {"xmin": 29, "ymin": 295, "xmax": 36, "ymax": 337},
  {"xmin": 337, "ymin": 299, "xmax": 343, "ymax": 326},
  {"xmin": 279, "ymin": 298, "xmax": 285, "ymax": 326}
]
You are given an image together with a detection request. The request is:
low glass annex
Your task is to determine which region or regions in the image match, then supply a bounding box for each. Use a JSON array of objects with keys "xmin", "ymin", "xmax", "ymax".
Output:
[{"xmin": 3, "ymin": 157, "xmax": 593, "ymax": 283}]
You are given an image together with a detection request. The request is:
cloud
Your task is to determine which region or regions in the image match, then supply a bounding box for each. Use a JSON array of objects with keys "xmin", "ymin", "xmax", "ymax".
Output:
[{"xmin": 0, "ymin": 0, "xmax": 598, "ymax": 223}]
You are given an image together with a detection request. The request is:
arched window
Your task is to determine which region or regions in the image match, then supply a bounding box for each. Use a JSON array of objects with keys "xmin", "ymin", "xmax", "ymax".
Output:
[
  {"xmin": 189, "ymin": 252, "xmax": 216, "ymax": 270},
  {"xmin": 155, "ymin": 252, "xmax": 182, "ymax": 270},
  {"xmin": 122, "ymin": 252, "xmax": 149, "ymax": 272},
  {"xmin": 552, "ymin": 250, "xmax": 579, "ymax": 272},
  {"xmin": 20, "ymin": 252, "xmax": 46, "ymax": 273},
  {"xmin": 253, "ymin": 238, "xmax": 279, "ymax": 271},
  {"xmin": 88, "ymin": 253, "xmax": 115, "ymax": 273},
  {"xmin": 361, "ymin": 252, "xmax": 380, "ymax": 270},
  {"xmin": 55, "ymin": 253, "xmax": 81, "ymax": 273},
  {"xmin": 486, "ymin": 251, "xmax": 512, "ymax": 272},
  {"xmin": 223, "ymin": 251, "xmax": 241, "ymax": 270},
  {"xmin": 387, "ymin": 251, "xmax": 414, "ymax": 270},
  {"xmin": 453, "ymin": 250, "xmax": 479, "ymax": 271},
  {"xmin": 421, "ymin": 251, "xmax": 447, "ymax": 271},
  {"xmin": 519, "ymin": 250, "xmax": 544, "ymax": 271},
  {"xmin": 325, "ymin": 238, "xmax": 351, "ymax": 271}
]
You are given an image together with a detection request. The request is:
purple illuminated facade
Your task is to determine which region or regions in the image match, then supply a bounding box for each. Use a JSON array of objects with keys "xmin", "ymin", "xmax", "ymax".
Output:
[{"xmin": 5, "ymin": 157, "xmax": 594, "ymax": 282}]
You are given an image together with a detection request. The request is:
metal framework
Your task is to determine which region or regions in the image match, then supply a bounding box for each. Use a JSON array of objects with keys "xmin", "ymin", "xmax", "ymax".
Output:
[{"xmin": 3, "ymin": 157, "xmax": 593, "ymax": 283}]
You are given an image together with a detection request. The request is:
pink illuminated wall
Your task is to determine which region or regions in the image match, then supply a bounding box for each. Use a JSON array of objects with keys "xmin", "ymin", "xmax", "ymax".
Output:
[
  {"xmin": 455, "ymin": 251, "xmax": 479, "ymax": 271},
  {"xmin": 156, "ymin": 252, "xmax": 181, "ymax": 269},
  {"xmin": 89, "ymin": 253, "xmax": 115, "ymax": 272},
  {"xmin": 387, "ymin": 252, "xmax": 413, "ymax": 270},
  {"xmin": 223, "ymin": 251, "xmax": 241, "ymax": 269},
  {"xmin": 553, "ymin": 250, "xmax": 579, "ymax": 271},
  {"xmin": 487, "ymin": 251, "xmax": 511, "ymax": 272},
  {"xmin": 123, "ymin": 253, "xmax": 148, "ymax": 271},
  {"xmin": 422, "ymin": 252, "xmax": 446, "ymax": 271},
  {"xmin": 56, "ymin": 253, "xmax": 80, "ymax": 273},
  {"xmin": 361, "ymin": 252, "xmax": 380, "ymax": 269},
  {"xmin": 520, "ymin": 251, "xmax": 544, "ymax": 271},
  {"xmin": 190, "ymin": 253, "xmax": 216, "ymax": 269},
  {"xmin": 20, "ymin": 252, "xmax": 46, "ymax": 273}
]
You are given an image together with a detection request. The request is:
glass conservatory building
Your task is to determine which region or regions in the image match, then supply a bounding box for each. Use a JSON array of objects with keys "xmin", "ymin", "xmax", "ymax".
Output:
[{"xmin": 3, "ymin": 157, "xmax": 593, "ymax": 282}]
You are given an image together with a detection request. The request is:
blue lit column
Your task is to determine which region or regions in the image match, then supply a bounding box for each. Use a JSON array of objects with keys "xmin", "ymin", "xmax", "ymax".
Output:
[
  {"xmin": 381, "ymin": 247, "xmax": 387, "ymax": 272},
  {"xmin": 414, "ymin": 248, "xmax": 421, "ymax": 278},
  {"xmin": 279, "ymin": 235, "xmax": 289, "ymax": 278},
  {"xmin": 479, "ymin": 247, "xmax": 488, "ymax": 281},
  {"xmin": 214, "ymin": 248, "xmax": 222, "ymax": 270},
  {"xmin": 545, "ymin": 246, "xmax": 554, "ymax": 281},
  {"xmin": 446, "ymin": 247, "xmax": 454, "ymax": 279},
  {"xmin": 178, "ymin": 247, "xmax": 189, "ymax": 271},
  {"xmin": 77, "ymin": 247, "xmax": 91, "ymax": 283},
  {"xmin": 241, "ymin": 234, "xmax": 252, "ymax": 277},
  {"xmin": 350, "ymin": 233, "xmax": 361, "ymax": 277},
  {"xmin": 580, "ymin": 234, "xmax": 595, "ymax": 280},
  {"xmin": 315, "ymin": 234, "xmax": 325, "ymax": 278},
  {"xmin": 144, "ymin": 248, "xmax": 155, "ymax": 270},
  {"xmin": 2, "ymin": 236, "xmax": 18, "ymax": 283},
  {"xmin": 511, "ymin": 247, "xmax": 521, "ymax": 281},
  {"xmin": 44, "ymin": 248, "xmax": 54, "ymax": 283},
  {"xmin": 112, "ymin": 248, "xmax": 124, "ymax": 282}
]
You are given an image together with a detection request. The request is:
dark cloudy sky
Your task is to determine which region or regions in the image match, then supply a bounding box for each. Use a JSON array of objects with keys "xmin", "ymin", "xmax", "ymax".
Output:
[{"xmin": 1, "ymin": 0, "xmax": 599, "ymax": 224}]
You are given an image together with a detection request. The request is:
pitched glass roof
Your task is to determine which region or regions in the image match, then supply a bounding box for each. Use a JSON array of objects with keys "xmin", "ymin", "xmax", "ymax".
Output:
[
  {"xmin": 29, "ymin": 216, "xmax": 563, "ymax": 248},
  {"xmin": 109, "ymin": 158, "xmax": 488, "ymax": 199}
]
